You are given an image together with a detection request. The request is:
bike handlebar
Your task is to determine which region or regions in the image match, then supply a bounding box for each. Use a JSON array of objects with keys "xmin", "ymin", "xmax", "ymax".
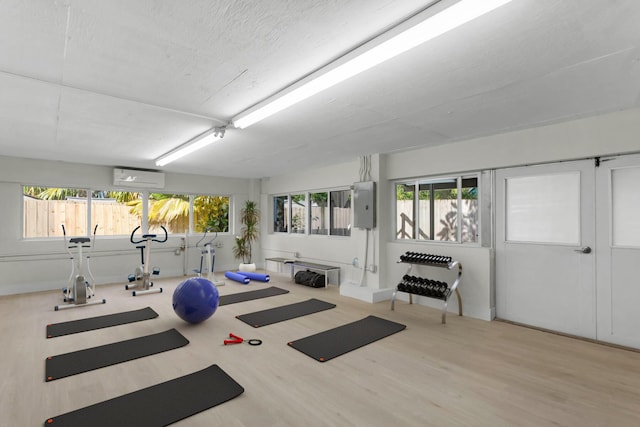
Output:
[
  {"xmin": 130, "ymin": 225, "xmax": 168, "ymax": 244},
  {"xmin": 196, "ymin": 228, "xmax": 218, "ymax": 247},
  {"xmin": 154, "ymin": 226, "xmax": 169, "ymax": 243},
  {"xmin": 129, "ymin": 226, "xmax": 141, "ymax": 243},
  {"xmin": 62, "ymin": 224, "xmax": 98, "ymax": 253}
]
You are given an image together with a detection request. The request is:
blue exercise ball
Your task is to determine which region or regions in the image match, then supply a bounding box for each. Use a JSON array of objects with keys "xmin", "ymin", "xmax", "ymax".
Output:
[{"xmin": 172, "ymin": 277, "xmax": 219, "ymax": 324}]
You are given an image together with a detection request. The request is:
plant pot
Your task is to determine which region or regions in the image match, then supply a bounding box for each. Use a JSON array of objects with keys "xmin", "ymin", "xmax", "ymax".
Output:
[{"xmin": 238, "ymin": 263, "xmax": 256, "ymax": 273}]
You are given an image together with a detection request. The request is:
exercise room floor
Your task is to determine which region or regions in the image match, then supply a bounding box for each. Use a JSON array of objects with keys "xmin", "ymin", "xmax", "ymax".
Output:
[{"xmin": 2, "ymin": 272, "xmax": 640, "ymax": 426}]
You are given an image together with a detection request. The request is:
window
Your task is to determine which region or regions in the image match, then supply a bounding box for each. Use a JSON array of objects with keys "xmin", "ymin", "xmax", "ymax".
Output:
[
  {"xmin": 460, "ymin": 178, "xmax": 479, "ymax": 243},
  {"xmin": 330, "ymin": 189, "xmax": 351, "ymax": 236},
  {"xmin": 273, "ymin": 193, "xmax": 307, "ymax": 234},
  {"xmin": 91, "ymin": 190, "xmax": 140, "ymax": 236},
  {"xmin": 23, "ymin": 186, "xmax": 90, "ymax": 238},
  {"xmin": 291, "ymin": 193, "xmax": 306, "ymax": 233},
  {"xmin": 272, "ymin": 194, "xmax": 307, "ymax": 234},
  {"xmin": 505, "ymin": 173, "xmax": 578, "ymax": 244},
  {"xmin": 395, "ymin": 175, "xmax": 479, "ymax": 243},
  {"xmin": 273, "ymin": 195, "xmax": 289, "ymax": 232},
  {"xmin": 193, "ymin": 195, "xmax": 229, "ymax": 233},
  {"xmin": 146, "ymin": 193, "xmax": 190, "ymax": 233},
  {"xmin": 396, "ymin": 183, "xmax": 415, "ymax": 239},
  {"xmin": 144, "ymin": 193, "xmax": 230, "ymax": 234},
  {"xmin": 309, "ymin": 192, "xmax": 328, "ymax": 235},
  {"xmin": 273, "ymin": 189, "xmax": 351, "ymax": 236},
  {"xmin": 612, "ymin": 167, "xmax": 640, "ymax": 247},
  {"xmin": 23, "ymin": 186, "xmax": 229, "ymax": 238}
]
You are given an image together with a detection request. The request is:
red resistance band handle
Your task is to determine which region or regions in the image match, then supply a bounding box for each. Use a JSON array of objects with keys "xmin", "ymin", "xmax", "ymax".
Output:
[{"xmin": 224, "ymin": 333, "xmax": 243, "ymax": 345}]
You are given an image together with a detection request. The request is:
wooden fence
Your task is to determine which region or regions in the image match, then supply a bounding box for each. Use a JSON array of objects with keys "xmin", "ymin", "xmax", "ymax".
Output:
[
  {"xmin": 23, "ymin": 197, "xmax": 187, "ymax": 238},
  {"xmin": 286, "ymin": 206, "xmax": 351, "ymax": 234},
  {"xmin": 396, "ymin": 199, "xmax": 478, "ymax": 242},
  {"xmin": 24, "ymin": 197, "xmax": 476, "ymax": 239}
]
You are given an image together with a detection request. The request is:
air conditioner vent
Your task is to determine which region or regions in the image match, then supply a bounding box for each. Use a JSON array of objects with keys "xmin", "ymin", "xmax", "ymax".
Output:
[{"xmin": 113, "ymin": 168, "xmax": 165, "ymax": 189}]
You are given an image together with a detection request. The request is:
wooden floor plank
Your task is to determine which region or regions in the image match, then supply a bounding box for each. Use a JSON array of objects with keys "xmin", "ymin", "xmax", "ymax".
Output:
[{"xmin": 2, "ymin": 272, "xmax": 640, "ymax": 426}]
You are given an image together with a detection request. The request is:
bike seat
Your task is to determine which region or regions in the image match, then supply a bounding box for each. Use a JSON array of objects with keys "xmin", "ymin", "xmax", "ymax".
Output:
[{"xmin": 70, "ymin": 237, "xmax": 90, "ymax": 244}]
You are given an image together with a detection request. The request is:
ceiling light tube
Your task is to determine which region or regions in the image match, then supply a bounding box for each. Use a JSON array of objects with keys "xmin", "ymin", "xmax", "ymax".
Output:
[
  {"xmin": 155, "ymin": 127, "xmax": 225, "ymax": 167},
  {"xmin": 233, "ymin": 0, "xmax": 512, "ymax": 129}
]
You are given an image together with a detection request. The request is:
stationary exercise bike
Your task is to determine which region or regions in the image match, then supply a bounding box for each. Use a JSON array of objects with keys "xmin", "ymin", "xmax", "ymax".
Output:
[
  {"xmin": 55, "ymin": 224, "xmax": 106, "ymax": 311},
  {"xmin": 193, "ymin": 228, "xmax": 225, "ymax": 286},
  {"xmin": 126, "ymin": 225, "xmax": 167, "ymax": 296}
]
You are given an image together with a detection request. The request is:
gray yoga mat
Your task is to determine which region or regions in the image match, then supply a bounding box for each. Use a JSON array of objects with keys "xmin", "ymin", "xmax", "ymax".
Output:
[
  {"xmin": 47, "ymin": 307, "xmax": 159, "ymax": 338},
  {"xmin": 236, "ymin": 298, "xmax": 336, "ymax": 327},
  {"xmin": 219, "ymin": 286, "xmax": 289, "ymax": 306},
  {"xmin": 45, "ymin": 328, "xmax": 188, "ymax": 382},
  {"xmin": 44, "ymin": 364, "xmax": 244, "ymax": 427},
  {"xmin": 287, "ymin": 315, "xmax": 406, "ymax": 362}
]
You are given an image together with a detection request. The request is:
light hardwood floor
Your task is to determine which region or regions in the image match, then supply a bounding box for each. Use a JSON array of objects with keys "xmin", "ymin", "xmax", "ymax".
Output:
[{"xmin": 2, "ymin": 272, "xmax": 639, "ymax": 426}]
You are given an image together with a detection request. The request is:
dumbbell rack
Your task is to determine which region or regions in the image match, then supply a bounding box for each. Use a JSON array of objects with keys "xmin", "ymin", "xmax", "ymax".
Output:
[{"xmin": 390, "ymin": 252, "xmax": 463, "ymax": 324}]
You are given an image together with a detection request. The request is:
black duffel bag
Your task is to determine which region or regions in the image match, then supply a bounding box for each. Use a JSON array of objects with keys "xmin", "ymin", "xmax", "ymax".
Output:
[{"xmin": 294, "ymin": 269, "xmax": 325, "ymax": 288}]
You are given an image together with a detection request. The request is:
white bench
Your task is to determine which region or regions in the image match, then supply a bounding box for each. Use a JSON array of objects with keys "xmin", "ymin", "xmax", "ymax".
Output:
[{"xmin": 265, "ymin": 257, "xmax": 340, "ymax": 287}]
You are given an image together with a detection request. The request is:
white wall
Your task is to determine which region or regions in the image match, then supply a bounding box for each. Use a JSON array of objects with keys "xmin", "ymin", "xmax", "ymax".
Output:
[
  {"xmin": 0, "ymin": 156, "xmax": 252, "ymax": 295},
  {"xmin": 261, "ymin": 108, "xmax": 640, "ymax": 321},
  {"xmin": 260, "ymin": 160, "xmax": 363, "ymax": 278},
  {"xmin": 3, "ymin": 108, "xmax": 639, "ymax": 318},
  {"xmin": 386, "ymin": 108, "xmax": 640, "ymax": 179}
]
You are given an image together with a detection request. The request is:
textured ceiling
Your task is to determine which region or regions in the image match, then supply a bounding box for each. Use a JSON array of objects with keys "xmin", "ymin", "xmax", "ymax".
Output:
[{"xmin": 0, "ymin": 0, "xmax": 639, "ymax": 179}]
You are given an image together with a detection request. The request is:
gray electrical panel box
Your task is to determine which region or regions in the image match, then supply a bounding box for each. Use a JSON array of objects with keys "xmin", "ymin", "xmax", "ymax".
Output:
[{"xmin": 353, "ymin": 181, "xmax": 376, "ymax": 229}]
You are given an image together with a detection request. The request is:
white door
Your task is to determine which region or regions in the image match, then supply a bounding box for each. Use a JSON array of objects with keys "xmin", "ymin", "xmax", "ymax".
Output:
[
  {"xmin": 596, "ymin": 154, "xmax": 640, "ymax": 348},
  {"xmin": 495, "ymin": 160, "xmax": 596, "ymax": 338}
]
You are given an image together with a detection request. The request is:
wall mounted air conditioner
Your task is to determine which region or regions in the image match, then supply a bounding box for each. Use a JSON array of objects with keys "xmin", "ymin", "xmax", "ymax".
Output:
[{"xmin": 113, "ymin": 168, "xmax": 165, "ymax": 189}]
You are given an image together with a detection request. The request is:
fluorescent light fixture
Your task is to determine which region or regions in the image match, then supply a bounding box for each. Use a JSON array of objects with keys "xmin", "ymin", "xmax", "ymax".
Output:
[
  {"xmin": 233, "ymin": 0, "xmax": 512, "ymax": 129},
  {"xmin": 155, "ymin": 127, "xmax": 226, "ymax": 167}
]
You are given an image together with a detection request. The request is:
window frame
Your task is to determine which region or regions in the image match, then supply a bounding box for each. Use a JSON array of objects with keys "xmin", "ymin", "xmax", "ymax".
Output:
[
  {"xmin": 394, "ymin": 173, "xmax": 480, "ymax": 245},
  {"xmin": 22, "ymin": 185, "xmax": 230, "ymax": 239},
  {"xmin": 309, "ymin": 191, "xmax": 329, "ymax": 235},
  {"xmin": 272, "ymin": 187, "xmax": 352, "ymax": 237}
]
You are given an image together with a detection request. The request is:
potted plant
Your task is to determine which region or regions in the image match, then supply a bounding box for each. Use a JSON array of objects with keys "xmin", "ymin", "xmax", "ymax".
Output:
[{"xmin": 233, "ymin": 200, "xmax": 260, "ymax": 272}]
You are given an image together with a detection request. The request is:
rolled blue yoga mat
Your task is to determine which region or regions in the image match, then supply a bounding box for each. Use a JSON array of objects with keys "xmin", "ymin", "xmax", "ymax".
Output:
[
  {"xmin": 225, "ymin": 271, "xmax": 250, "ymax": 284},
  {"xmin": 237, "ymin": 272, "xmax": 270, "ymax": 282}
]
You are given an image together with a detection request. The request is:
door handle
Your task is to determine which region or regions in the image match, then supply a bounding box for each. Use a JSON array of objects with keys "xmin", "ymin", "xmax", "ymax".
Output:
[{"xmin": 574, "ymin": 246, "xmax": 592, "ymax": 254}]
